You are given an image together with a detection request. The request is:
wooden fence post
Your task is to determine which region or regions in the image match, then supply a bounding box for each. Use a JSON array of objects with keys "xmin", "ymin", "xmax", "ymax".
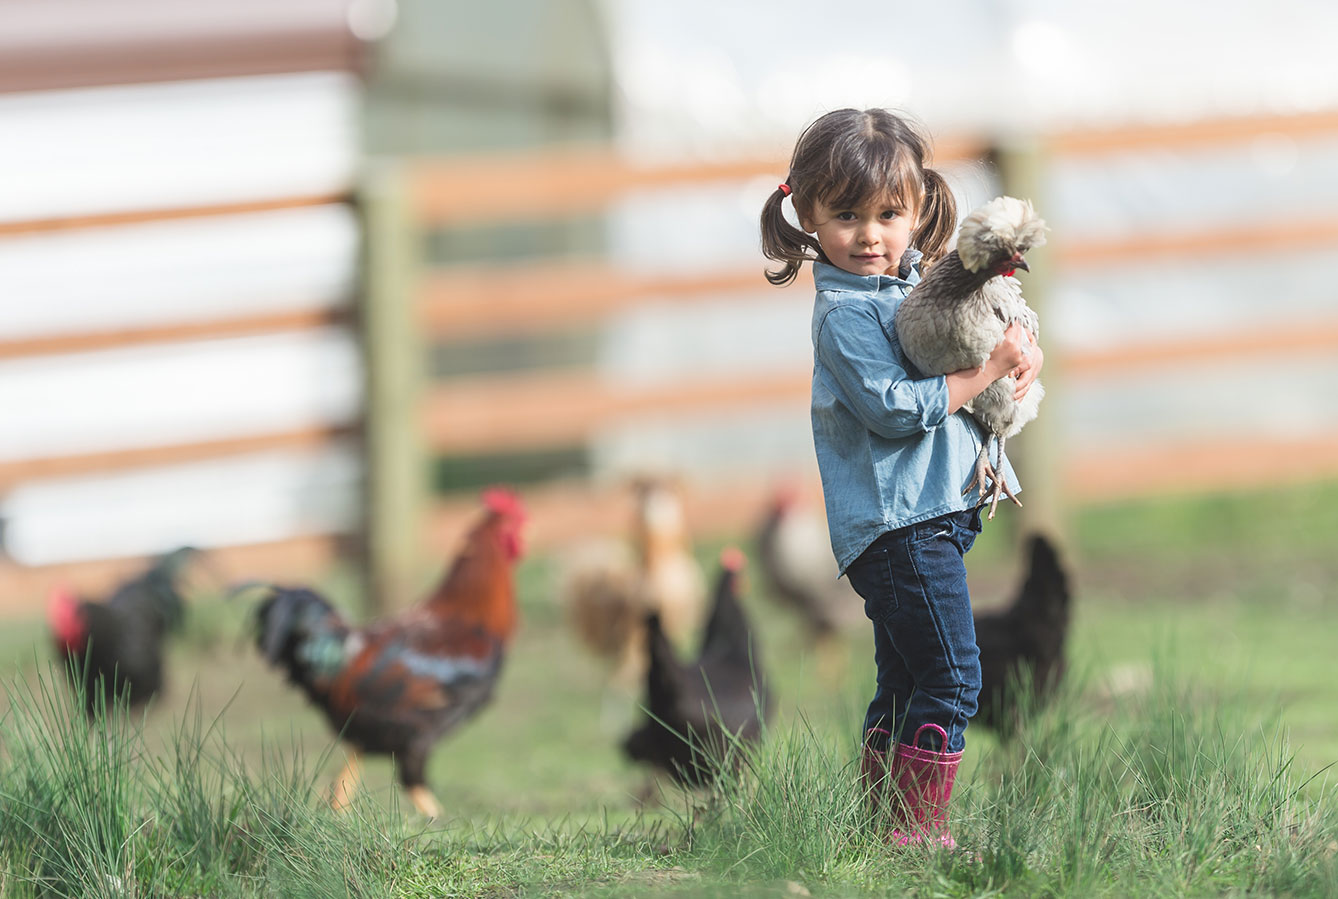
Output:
[
  {"xmin": 993, "ymin": 140, "xmax": 1069, "ymax": 541},
  {"xmin": 360, "ymin": 159, "xmax": 426, "ymax": 613}
]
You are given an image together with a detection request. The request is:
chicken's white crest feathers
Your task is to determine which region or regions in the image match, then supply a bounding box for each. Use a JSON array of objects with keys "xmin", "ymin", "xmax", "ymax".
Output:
[{"xmin": 957, "ymin": 196, "xmax": 1048, "ymax": 273}]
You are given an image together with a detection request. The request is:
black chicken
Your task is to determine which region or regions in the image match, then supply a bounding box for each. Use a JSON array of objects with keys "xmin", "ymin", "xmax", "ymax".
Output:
[
  {"xmin": 973, "ymin": 534, "xmax": 1071, "ymax": 733},
  {"xmin": 47, "ymin": 547, "xmax": 195, "ymax": 717},
  {"xmin": 622, "ymin": 548, "xmax": 772, "ymax": 786}
]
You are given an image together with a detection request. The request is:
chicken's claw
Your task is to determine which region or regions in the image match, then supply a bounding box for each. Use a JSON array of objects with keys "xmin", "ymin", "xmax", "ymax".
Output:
[
  {"xmin": 963, "ymin": 442, "xmax": 998, "ymax": 503},
  {"xmin": 964, "ymin": 438, "xmax": 1023, "ymax": 520},
  {"xmin": 329, "ymin": 750, "xmax": 363, "ymax": 813},
  {"xmin": 984, "ymin": 475, "xmax": 1023, "ymax": 521},
  {"xmin": 408, "ymin": 785, "xmax": 443, "ymax": 819}
]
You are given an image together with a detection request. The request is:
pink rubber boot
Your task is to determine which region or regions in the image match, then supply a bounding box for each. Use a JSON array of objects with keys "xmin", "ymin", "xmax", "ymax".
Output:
[{"xmin": 887, "ymin": 723, "xmax": 963, "ymax": 848}]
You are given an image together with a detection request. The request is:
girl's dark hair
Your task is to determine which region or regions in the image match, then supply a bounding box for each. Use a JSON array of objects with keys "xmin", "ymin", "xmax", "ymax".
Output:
[{"xmin": 760, "ymin": 108, "xmax": 958, "ymax": 286}]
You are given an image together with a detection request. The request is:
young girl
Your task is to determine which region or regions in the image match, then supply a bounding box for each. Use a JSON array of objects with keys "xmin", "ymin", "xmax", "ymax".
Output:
[{"xmin": 760, "ymin": 108, "xmax": 1042, "ymax": 847}]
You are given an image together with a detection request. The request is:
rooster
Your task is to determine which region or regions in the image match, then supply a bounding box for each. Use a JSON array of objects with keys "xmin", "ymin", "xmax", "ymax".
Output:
[
  {"xmin": 754, "ymin": 482, "xmax": 863, "ymax": 645},
  {"xmin": 895, "ymin": 195, "xmax": 1048, "ymax": 518},
  {"xmin": 973, "ymin": 533, "xmax": 1071, "ymax": 734},
  {"xmin": 558, "ymin": 477, "xmax": 705, "ymax": 689},
  {"xmin": 249, "ymin": 488, "xmax": 526, "ymax": 818},
  {"xmin": 622, "ymin": 548, "xmax": 772, "ymax": 787},
  {"xmin": 47, "ymin": 547, "xmax": 195, "ymax": 718}
]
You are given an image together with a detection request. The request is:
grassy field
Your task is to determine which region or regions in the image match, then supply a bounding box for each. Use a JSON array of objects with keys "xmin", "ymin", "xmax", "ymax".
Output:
[{"xmin": 1, "ymin": 480, "xmax": 1336, "ymax": 897}]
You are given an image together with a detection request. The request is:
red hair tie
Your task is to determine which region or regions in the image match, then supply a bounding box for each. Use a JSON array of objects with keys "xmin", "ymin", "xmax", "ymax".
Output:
[{"xmin": 778, "ymin": 183, "xmax": 792, "ymax": 196}]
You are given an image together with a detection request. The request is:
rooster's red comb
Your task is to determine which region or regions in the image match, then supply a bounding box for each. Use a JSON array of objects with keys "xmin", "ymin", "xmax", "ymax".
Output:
[
  {"xmin": 481, "ymin": 487, "xmax": 526, "ymax": 519},
  {"xmin": 719, "ymin": 546, "xmax": 747, "ymax": 572}
]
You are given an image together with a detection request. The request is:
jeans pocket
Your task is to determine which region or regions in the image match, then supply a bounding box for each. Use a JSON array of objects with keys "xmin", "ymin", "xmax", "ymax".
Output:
[
  {"xmin": 951, "ymin": 507, "xmax": 983, "ymax": 553},
  {"xmin": 961, "ymin": 505, "xmax": 984, "ymax": 535},
  {"xmin": 846, "ymin": 542, "xmax": 899, "ymax": 621},
  {"xmin": 909, "ymin": 518, "xmax": 953, "ymax": 545}
]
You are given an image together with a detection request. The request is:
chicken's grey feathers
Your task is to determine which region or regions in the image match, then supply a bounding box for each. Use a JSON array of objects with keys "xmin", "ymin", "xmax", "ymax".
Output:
[{"xmin": 895, "ymin": 195, "xmax": 1048, "ymax": 519}]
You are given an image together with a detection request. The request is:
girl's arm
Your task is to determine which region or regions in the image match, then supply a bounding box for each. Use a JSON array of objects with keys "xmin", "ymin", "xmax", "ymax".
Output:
[
  {"xmin": 816, "ymin": 306, "xmax": 950, "ymax": 439},
  {"xmin": 945, "ymin": 322, "xmax": 1029, "ymax": 413}
]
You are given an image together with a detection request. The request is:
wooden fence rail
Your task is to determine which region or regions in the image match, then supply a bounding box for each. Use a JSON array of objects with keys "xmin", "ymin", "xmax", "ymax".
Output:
[
  {"xmin": 418, "ymin": 263, "xmax": 799, "ymax": 339},
  {"xmin": 0, "ymin": 309, "xmax": 348, "ymax": 362},
  {"xmin": 404, "ymin": 137, "xmax": 992, "ymax": 228},
  {"xmin": 0, "ymin": 194, "xmax": 348, "ymax": 238}
]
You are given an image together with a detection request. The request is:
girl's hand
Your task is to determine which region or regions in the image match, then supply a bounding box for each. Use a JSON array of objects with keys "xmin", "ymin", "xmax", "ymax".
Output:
[
  {"xmin": 984, "ymin": 322, "xmax": 1028, "ymax": 383},
  {"xmin": 945, "ymin": 323, "xmax": 1036, "ymax": 414},
  {"xmin": 1010, "ymin": 329, "xmax": 1044, "ymax": 400}
]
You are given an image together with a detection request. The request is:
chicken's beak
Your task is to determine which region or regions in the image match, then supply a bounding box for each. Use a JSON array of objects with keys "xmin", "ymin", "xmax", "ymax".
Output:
[{"xmin": 1012, "ymin": 255, "xmax": 1030, "ymax": 273}]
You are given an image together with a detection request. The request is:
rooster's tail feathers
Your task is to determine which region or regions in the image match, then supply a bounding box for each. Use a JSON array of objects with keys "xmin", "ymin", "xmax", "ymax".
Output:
[
  {"xmin": 110, "ymin": 546, "xmax": 196, "ymax": 633},
  {"xmin": 148, "ymin": 546, "xmax": 196, "ymax": 619},
  {"xmin": 250, "ymin": 586, "xmax": 340, "ymax": 665}
]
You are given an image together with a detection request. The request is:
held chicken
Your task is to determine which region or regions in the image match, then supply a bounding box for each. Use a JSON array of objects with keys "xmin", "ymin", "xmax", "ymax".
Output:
[
  {"xmin": 622, "ymin": 548, "xmax": 772, "ymax": 787},
  {"xmin": 558, "ymin": 477, "xmax": 705, "ymax": 689},
  {"xmin": 974, "ymin": 533, "xmax": 1071, "ymax": 734},
  {"xmin": 47, "ymin": 546, "xmax": 195, "ymax": 717},
  {"xmin": 249, "ymin": 488, "xmax": 526, "ymax": 818},
  {"xmin": 895, "ymin": 196, "xmax": 1048, "ymax": 518}
]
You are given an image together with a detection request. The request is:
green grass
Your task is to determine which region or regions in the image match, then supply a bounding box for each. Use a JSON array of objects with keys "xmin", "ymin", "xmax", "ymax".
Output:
[
  {"xmin": 1, "ymin": 479, "xmax": 1336, "ymax": 896},
  {"xmin": 1, "ymin": 661, "xmax": 1333, "ymax": 897}
]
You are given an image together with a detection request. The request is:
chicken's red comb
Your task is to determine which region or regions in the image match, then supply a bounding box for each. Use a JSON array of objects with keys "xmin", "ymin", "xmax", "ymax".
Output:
[
  {"xmin": 719, "ymin": 546, "xmax": 747, "ymax": 572},
  {"xmin": 46, "ymin": 583, "xmax": 82, "ymax": 642},
  {"xmin": 481, "ymin": 487, "xmax": 526, "ymax": 518}
]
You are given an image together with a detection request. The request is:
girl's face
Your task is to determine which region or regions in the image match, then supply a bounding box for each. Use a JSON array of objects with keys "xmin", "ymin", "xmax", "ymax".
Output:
[{"xmin": 800, "ymin": 194, "xmax": 916, "ymax": 278}]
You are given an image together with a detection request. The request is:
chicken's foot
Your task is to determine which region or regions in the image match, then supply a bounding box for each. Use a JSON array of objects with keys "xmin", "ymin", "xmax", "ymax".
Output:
[
  {"xmin": 984, "ymin": 434, "xmax": 1022, "ymax": 520},
  {"xmin": 329, "ymin": 749, "xmax": 363, "ymax": 812},
  {"xmin": 963, "ymin": 436, "xmax": 1023, "ymax": 520},
  {"xmin": 407, "ymin": 785, "xmax": 443, "ymax": 819},
  {"xmin": 963, "ymin": 440, "xmax": 999, "ymax": 503}
]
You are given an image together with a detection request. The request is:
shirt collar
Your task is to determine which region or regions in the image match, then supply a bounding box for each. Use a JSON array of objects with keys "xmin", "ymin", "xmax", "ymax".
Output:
[{"xmin": 813, "ymin": 249, "xmax": 923, "ymax": 293}]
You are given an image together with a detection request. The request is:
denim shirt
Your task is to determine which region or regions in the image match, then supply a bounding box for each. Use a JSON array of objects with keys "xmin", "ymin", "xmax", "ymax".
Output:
[{"xmin": 809, "ymin": 259, "xmax": 1020, "ymax": 574}]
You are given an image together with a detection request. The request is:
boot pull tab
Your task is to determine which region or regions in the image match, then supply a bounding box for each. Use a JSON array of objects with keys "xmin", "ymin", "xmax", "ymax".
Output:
[{"xmin": 910, "ymin": 723, "xmax": 949, "ymax": 752}]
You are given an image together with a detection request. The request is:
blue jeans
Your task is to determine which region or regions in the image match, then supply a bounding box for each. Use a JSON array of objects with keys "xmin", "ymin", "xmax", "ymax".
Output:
[{"xmin": 844, "ymin": 507, "xmax": 983, "ymax": 754}]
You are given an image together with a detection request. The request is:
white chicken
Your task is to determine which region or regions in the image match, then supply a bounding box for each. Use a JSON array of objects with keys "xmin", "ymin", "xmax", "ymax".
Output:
[
  {"xmin": 895, "ymin": 196, "xmax": 1048, "ymax": 518},
  {"xmin": 754, "ymin": 483, "xmax": 864, "ymax": 644}
]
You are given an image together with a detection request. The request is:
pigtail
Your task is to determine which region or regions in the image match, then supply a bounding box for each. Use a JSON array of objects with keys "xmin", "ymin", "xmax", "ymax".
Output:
[
  {"xmin": 760, "ymin": 185, "xmax": 821, "ymax": 286},
  {"xmin": 913, "ymin": 166, "xmax": 958, "ymax": 267}
]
